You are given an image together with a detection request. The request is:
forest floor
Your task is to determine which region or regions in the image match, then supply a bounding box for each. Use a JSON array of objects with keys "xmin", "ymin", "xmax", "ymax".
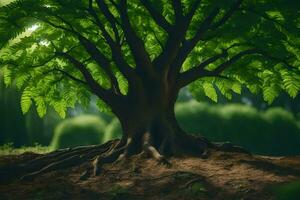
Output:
[{"xmin": 0, "ymin": 149, "xmax": 300, "ymax": 200}]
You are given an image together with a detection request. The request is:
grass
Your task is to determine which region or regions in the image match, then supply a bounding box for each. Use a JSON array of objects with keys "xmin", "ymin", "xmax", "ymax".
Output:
[{"xmin": 0, "ymin": 143, "xmax": 51, "ymax": 156}]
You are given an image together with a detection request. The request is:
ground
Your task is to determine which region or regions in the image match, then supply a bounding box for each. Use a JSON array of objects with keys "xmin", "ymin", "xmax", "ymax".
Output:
[{"xmin": 0, "ymin": 148, "xmax": 300, "ymax": 200}]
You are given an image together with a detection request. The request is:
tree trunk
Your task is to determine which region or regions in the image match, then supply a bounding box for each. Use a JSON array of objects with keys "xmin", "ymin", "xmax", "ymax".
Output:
[{"xmin": 112, "ymin": 81, "xmax": 209, "ymax": 160}]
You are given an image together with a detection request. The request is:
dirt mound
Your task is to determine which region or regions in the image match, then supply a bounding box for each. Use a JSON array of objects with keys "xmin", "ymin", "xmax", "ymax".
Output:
[{"xmin": 0, "ymin": 150, "xmax": 300, "ymax": 200}]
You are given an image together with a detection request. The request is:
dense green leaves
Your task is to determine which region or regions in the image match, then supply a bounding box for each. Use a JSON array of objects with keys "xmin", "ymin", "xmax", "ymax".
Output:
[{"xmin": 0, "ymin": 0, "xmax": 299, "ymax": 117}]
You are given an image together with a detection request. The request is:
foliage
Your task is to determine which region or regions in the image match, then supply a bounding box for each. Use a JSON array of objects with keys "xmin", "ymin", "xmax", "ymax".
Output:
[
  {"xmin": 50, "ymin": 115, "xmax": 106, "ymax": 149},
  {"xmin": 103, "ymin": 118, "xmax": 122, "ymax": 143},
  {"xmin": 175, "ymin": 101, "xmax": 300, "ymax": 155},
  {"xmin": 1, "ymin": 70, "xmax": 61, "ymax": 146},
  {"xmin": 272, "ymin": 181, "xmax": 300, "ymax": 200},
  {"xmin": 0, "ymin": 0, "xmax": 299, "ymax": 118}
]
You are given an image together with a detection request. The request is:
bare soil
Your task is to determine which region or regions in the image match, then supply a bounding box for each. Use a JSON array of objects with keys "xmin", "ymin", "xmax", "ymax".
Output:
[{"xmin": 0, "ymin": 149, "xmax": 300, "ymax": 200}]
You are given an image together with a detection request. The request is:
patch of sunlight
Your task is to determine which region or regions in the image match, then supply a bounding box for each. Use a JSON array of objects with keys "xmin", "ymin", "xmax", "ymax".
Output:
[
  {"xmin": 40, "ymin": 40, "xmax": 50, "ymax": 46},
  {"xmin": 0, "ymin": 143, "xmax": 51, "ymax": 156},
  {"xmin": 28, "ymin": 24, "xmax": 40, "ymax": 32}
]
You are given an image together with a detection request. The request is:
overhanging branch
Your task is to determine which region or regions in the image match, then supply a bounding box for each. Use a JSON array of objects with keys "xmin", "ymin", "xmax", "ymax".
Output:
[
  {"xmin": 177, "ymin": 48, "xmax": 295, "ymax": 88},
  {"xmin": 55, "ymin": 51, "xmax": 119, "ymax": 105},
  {"xmin": 210, "ymin": 0, "xmax": 244, "ymax": 30}
]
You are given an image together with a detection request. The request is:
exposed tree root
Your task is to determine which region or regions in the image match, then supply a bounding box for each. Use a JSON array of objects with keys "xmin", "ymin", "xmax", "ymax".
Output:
[
  {"xmin": 0, "ymin": 140, "xmax": 119, "ymax": 182},
  {"xmin": 0, "ymin": 132, "xmax": 250, "ymax": 183}
]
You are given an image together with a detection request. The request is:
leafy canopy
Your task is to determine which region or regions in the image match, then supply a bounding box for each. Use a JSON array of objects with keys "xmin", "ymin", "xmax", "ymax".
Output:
[{"xmin": 0, "ymin": 0, "xmax": 299, "ymax": 118}]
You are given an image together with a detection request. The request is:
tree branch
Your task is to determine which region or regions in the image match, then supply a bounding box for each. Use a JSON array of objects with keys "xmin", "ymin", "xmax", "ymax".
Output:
[
  {"xmin": 210, "ymin": 0, "xmax": 244, "ymax": 30},
  {"xmin": 177, "ymin": 49, "xmax": 230, "ymax": 87},
  {"xmin": 118, "ymin": 0, "xmax": 154, "ymax": 78},
  {"xmin": 95, "ymin": 0, "xmax": 121, "ymax": 43},
  {"xmin": 41, "ymin": 11, "xmax": 122, "ymax": 95},
  {"xmin": 55, "ymin": 68, "xmax": 88, "ymax": 85},
  {"xmin": 55, "ymin": 51, "xmax": 120, "ymax": 105},
  {"xmin": 43, "ymin": 68, "xmax": 87, "ymax": 85},
  {"xmin": 185, "ymin": 0, "xmax": 202, "ymax": 22},
  {"xmin": 177, "ymin": 48, "xmax": 294, "ymax": 88},
  {"xmin": 77, "ymin": 35, "xmax": 122, "ymax": 95},
  {"xmin": 172, "ymin": 0, "xmax": 183, "ymax": 22},
  {"xmin": 170, "ymin": 0, "xmax": 244, "ymax": 83},
  {"xmin": 169, "ymin": 7, "xmax": 220, "ymax": 80},
  {"xmin": 139, "ymin": 0, "xmax": 172, "ymax": 32},
  {"xmin": 87, "ymin": 1, "xmax": 139, "ymax": 89}
]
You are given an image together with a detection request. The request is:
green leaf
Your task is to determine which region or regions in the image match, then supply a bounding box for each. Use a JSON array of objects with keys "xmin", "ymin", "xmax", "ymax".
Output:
[
  {"xmin": 21, "ymin": 87, "xmax": 32, "ymax": 114},
  {"xmin": 35, "ymin": 97, "xmax": 47, "ymax": 117},
  {"xmin": 15, "ymin": 73, "xmax": 30, "ymax": 89},
  {"xmin": 3, "ymin": 66, "xmax": 12, "ymax": 87},
  {"xmin": 263, "ymin": 85, "xmax": 280, "ymax": 105},
  {"xmin": 53, "ymin": 101, "xmax": 67, "ymax": 118},
  {"xmin": 281, "ymin": 72, "xmax": 300, "ymax": 98},
  {"xmin": 203, "ymin": 82, "xmax": 218, "ymax": 102},
  {"xmin": 231, "ymin": 82, "xmax": 242, "ymax": 94},
  {"xmin": 96, "ymin": 99, "xmax": 112, "ymax": 114}
]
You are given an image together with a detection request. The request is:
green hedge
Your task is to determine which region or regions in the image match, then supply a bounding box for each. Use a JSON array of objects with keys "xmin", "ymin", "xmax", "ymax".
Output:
[
  {"xmin": 50, "ymin": 115, "xmax": 106, "ymax": 149},
  {"xmin": 175, "ymin": 101, "xmax": 300, "ymax": 156},
  {"xmin": 103, "ymin": 118, "xmax": 122, "ymax": 143}
]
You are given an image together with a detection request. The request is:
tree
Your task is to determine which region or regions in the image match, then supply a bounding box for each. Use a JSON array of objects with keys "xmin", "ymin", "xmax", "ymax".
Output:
[{"xmin": 0, "ymin": 0, "xmax": 300, "ymax": 177}]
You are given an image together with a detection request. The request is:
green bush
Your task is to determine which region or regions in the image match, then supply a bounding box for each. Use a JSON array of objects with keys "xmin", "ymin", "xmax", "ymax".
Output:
[
  {"xmin": 175, "ymin": 101, "xmax": 300, "ymax": 156},
  {"xmin": 50, "ymin": 115, "xmax": 106, "ymax": 149},
  {"xmin": 103, "ymin": 118, "xmax": 122, "ymax": 143}
]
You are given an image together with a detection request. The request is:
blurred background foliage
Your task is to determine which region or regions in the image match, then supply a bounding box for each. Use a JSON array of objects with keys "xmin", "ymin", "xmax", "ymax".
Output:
[
  {"xmin": 1, "ymin": 71, "xmax": 300, "ymax": 155},
  {"xmin": 272, "ymin": 180, "xmax": 300, "ymax": 200}
]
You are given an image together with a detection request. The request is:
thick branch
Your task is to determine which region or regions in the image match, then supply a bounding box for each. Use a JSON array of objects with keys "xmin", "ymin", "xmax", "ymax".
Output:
[
  {"xmin": 172, "ymin": 0, "xmax": 183, "ymax": 22},
  {"xmin": 139, "ymin": 0, "xmax": 172, "ymax": 32},
  {"xmin": 38, "ymin": 13, "xmax": 122, "ymax": 94},
  {"xmin": 185, "ymin": 0, "xmax": 202, "ymax": 22},
  {"xmin": 56, "ymin": 52, "xmax": 118, "ymax": 105},
  {"xmin": 77, "ymin": 35, "xmax": 122, "ymax": 94},
  {"xmin": 177, "ymin": 49, "xmax": 258, "ymax": 87},
  {"xmin": 169, "ymin": 7, "xmax": 220, "ymax": 80},
  {"xmin": 88, "ymin": 1, "xmax": 138, "ymax": 90},
  {"xmin": 95, "ymin": 0, "xmax": 120, "ymax": 43},
  {"xmin": 118, "ymin": 0, "xmax": 154, "ymax": 78},
  {"xmin": 186, "ymin": 7, "xmax": 220, "ymax": 50},
  {"xmin": 170, "ymin": 0, "xmax": 244, "ymax": 82}
]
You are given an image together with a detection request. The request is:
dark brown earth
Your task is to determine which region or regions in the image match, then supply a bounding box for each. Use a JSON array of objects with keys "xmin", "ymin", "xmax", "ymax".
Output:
[{"xmin": 0, "ymin": 149, "xmax": 300, "ymax": 200}]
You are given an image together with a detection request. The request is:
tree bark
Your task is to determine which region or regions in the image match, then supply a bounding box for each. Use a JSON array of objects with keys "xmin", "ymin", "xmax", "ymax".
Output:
[{"xmin": 112, "ymin": 80, "xmax": 209, "ymax": 159}]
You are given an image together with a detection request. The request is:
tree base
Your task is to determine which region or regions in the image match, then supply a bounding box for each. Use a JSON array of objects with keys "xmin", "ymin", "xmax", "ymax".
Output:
[
  {"xmin": 1, "ymin": 146, "xmax": 300, "ymax": 200},
  {"xmin": 0, "ymin": 135, "xmax": 249, "ymax": 182}
]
